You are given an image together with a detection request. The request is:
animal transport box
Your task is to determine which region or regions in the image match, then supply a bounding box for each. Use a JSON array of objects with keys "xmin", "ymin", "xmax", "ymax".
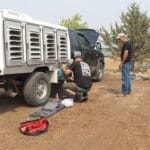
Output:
[{"xmin": 0, "ymin": 10, "xmax": 71, "ymax": 106}]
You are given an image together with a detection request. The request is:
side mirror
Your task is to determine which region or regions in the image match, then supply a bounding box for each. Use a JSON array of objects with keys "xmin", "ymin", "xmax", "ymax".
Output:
[{"xmin": 95, "ymin": 42, "xmax": 102, "ymax": 50}]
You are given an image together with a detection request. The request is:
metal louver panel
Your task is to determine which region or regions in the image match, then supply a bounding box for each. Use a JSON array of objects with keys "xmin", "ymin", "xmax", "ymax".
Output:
[
  {"xmin": 26, "ymin": 25, "xmax": 42, "ymax": 65},
  {"xmin": 43, "ymin": 28, "xmax": 57, "ymax": 63},
  {"xmin": 4, "ymin": 21, "xmax": 24, "ymax": 66},
  {"xmin": 58, "ymin": 30, "xmax": 68, "ymax": 62}
]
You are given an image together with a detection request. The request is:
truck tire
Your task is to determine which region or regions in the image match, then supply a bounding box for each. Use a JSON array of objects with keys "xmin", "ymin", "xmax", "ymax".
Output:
[
  {"xmin": 23, "ymin": 72, "xmax": 50, "ymax": 106},
  {"xmin": 95, "ymin": 62, "xmax": 104, "ymax": 82}
]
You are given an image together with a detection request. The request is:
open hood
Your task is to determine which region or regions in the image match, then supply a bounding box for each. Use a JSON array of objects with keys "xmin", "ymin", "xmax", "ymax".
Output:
[
  {"xmin": 77, "ymin": 29, "xmax": 99, "ymax": 48},
  {"xmin": 68, "ymin": 29, "xmax": 81, "ymax": 51}
]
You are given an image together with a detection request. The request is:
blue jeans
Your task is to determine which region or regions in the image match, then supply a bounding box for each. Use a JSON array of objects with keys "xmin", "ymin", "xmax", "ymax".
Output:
[{"xmin": 122, "ymin": 62, "xmax": 131, "ymax": 94}]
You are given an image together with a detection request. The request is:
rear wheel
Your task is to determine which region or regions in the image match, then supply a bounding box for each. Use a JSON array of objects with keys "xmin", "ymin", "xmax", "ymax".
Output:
[
  {"xmin": 23, "ymin": 72, "xmax": 50, "ymax": 106},
  {"xmin": 95, "ymin": 62, "xmax": 104, "ymax": 82}
]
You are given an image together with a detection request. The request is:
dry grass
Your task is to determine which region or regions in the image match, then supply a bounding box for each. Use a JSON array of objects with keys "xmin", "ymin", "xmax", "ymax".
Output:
[
  {"xmin": 105, "ymin": 57, "xmax": 120, "ymax": 71},
  {"xmin": 105, "ymin": 57, "xmax": 150, "ymax": 78}
]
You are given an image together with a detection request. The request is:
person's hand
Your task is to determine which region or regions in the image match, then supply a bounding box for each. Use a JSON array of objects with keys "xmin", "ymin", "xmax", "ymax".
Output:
[
  {"xmin": 67, "ymin": 76, "xmax": 74, "ymax": 81},
  {"xmin": 119, "ymin": 62, "xmax": 123, "ymax": 70}
]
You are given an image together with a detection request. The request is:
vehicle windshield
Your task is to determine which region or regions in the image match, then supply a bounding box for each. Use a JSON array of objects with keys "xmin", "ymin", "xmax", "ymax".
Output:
[{"xmin": 78, "ymin": 34, "xmax": 90, "ymax": 50}]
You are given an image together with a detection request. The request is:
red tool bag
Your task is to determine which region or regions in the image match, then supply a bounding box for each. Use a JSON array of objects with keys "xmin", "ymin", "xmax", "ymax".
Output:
[{"xmin": 19, "ymin": 117, "xmax": 49, "ymax": 136}]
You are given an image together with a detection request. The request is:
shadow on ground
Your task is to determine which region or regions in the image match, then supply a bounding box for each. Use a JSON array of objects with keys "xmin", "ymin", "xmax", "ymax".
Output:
[
  {"xmin": 0, "ymin": 94, "xmax": 27, "ymax": 114},
  {"xmin": 106, "ymin": 88, "xmax": 121, "ymax": 95}
]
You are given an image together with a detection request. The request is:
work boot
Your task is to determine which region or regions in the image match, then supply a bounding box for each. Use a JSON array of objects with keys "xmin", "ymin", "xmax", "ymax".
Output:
[
  {"xmin": 83, "ymin": 92, "xmax": 88, "ymax": 100},
  {"xmin": 75, "ymin": 93, "xmax": 88, "ymax": 102},
  {"xmin": 116, "ymin": 93, "xmax": 128, "ymax": 97}
]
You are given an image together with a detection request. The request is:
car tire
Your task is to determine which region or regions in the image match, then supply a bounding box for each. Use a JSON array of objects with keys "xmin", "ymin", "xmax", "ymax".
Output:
[
  {"xmin": 23, "ymin": 72, "xmax": 50, "ymax": 106},
  {"xmin": 95, "ymin": 62, "xmax": 104, "ymax": 82}
]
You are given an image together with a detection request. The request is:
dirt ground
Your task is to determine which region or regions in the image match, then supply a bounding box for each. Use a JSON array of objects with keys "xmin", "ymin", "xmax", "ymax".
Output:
[{"xmin": 0, "ymin": 59, "xmax": 150, "ymax": 150}]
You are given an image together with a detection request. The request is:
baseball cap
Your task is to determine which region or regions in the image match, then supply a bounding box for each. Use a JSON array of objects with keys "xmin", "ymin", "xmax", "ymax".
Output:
[
  {"xmin": 74, "ymin": 55, "xmax": 82, "ymax": 61},
  {"xmin": 75, "ymin": 55, "xmax": 82, "ymax": 59},
  {"xmin": 116, "ymin": 33, "xmax": 127, "ymax": 39}
]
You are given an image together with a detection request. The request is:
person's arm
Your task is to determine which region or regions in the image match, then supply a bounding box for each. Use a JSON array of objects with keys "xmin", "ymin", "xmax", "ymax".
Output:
[
  {"xmin": 61, "ymin": 64, "xmax": 72, "ymax": 75},
  {"xmin": 119, "ymin": 50, "xmax": 128, "ymax": 69}
]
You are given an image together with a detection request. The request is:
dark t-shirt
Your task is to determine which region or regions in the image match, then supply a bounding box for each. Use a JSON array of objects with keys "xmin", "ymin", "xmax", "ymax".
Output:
[
  {"xmin": 70, "ymin": 61, "xmax": 92, "ymax": 89},
  {"xmin": 121, "ymin": 41, "xmax": 132, "ymax": 63}
]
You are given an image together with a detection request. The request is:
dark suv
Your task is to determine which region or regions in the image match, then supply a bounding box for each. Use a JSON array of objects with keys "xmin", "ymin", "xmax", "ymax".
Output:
[{"xmin": 68, "ymin": 29, "xmax": 105, "ymax": 81}]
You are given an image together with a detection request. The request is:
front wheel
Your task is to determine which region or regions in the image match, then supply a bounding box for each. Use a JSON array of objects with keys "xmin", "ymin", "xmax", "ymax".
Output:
[
  {"xmin": 23, "ymin": 72, "xmax": 51, "ymax": 106},
  {"xmin": 95, "ymin": 62, "xmax": 104, "ymax": 82}
]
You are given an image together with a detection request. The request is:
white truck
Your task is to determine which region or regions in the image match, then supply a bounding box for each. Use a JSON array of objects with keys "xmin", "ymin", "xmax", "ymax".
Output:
[{"xmin": 0, "ymin": 10, "xmax": 71, "ymax": 106}]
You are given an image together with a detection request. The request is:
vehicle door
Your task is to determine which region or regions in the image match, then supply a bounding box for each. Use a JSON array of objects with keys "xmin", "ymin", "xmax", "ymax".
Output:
[{"xmin": 4, "ymin": 20, "xmax": 24, "ymax": 66}]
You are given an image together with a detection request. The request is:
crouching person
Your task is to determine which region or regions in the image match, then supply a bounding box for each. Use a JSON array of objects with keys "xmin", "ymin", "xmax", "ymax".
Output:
[
  {"xmin": 50, "ymin": 62, "xmax": 72, "ymax": 98},
  {"xmin": 63, "ymin": 56, "xmax": 92, "ymax": 102}
]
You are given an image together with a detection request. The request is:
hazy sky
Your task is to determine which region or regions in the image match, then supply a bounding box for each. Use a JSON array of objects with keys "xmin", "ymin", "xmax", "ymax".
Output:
[{"xmin": 0, "ymin": 0, "xmax": 149, "ymax": 29}]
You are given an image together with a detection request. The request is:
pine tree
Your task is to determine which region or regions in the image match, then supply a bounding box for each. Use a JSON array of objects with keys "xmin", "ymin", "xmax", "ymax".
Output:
[{"xmin": 99, "ymin": 3, "xmax": 150, "ymax": 67}]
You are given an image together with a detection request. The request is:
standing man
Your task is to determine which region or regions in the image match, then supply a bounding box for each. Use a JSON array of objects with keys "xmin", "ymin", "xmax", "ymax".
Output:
[
  {"xmin": 62, "ymin": 55, "xmax": 92, "ymax": 102},
  {"xmin": 116, "ymin": 33, "xmax": 132, "ymax": 96}
]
